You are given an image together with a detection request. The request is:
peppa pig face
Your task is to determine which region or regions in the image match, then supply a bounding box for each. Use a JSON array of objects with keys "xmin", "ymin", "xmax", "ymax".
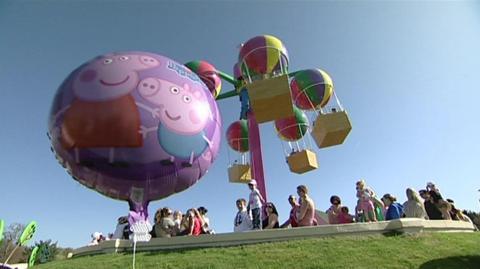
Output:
[
  {"xmin": 73, "ymin": 54, "xmax": 160, "ymax": 101},
  {"xmin": 138, "ymin": 77, "xmax": 210, "ymax": 135}
]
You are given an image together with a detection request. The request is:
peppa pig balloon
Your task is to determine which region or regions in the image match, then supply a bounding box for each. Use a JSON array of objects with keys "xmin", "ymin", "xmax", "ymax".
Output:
[{"xmin": 48, "ymin": 52, "xmax": 221, "ymax": 217}]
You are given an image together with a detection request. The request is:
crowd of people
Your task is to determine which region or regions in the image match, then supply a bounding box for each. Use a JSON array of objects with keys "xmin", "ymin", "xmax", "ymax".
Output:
[
  {"xmin": 233, "ymin": 179, "xmax": 474, "ymax": 232},
  {"xmin": 89, "ymin": 179, "xmax": 474, "ymax": 245},
  {"xmin": 234, "ymin": 181, "xmax": 317, "ymax": 232}
]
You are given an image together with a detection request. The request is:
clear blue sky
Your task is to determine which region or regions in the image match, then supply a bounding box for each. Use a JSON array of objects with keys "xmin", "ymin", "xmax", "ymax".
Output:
[{"xmin": 1, "ymin": 1, "xmax": 479, "ymax": 248}]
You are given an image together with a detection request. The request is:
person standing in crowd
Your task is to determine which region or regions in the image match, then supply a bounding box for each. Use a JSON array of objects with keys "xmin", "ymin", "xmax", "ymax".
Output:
[
  {"xmin": 382, "ymin": 194, "xmax": 404, "ymax": 220},
  {"xmin": 234, "ymin": 198, "xmax": 252, "ymax": 232},
  {"xmin": 419, "ymin": 189, "xmax": 443, "ymax": 220},
  {"xmin": 280, "ymin": 195, "xmax": 299, "ymax": 228},
  {"xmin": 356, "ymin": 180, "xmax": 377, "ymax": 222},
  {"xmin": 263, "ymin": 202, "xmax": 280, "ymax": 229},
  {"xmin": 296, "ymin": 185, "xmax": 316, "ymax": 226},
  {"xmin": 327, "ymin": 195, "xmax": 342, "ymax": 224},
  {"xmin": 402, "ymin": 188, "xmax": 428, "ymax": 219},
  {"xmin": 248, "ymin": 180, "xmax": 265, "ymax": 230}
]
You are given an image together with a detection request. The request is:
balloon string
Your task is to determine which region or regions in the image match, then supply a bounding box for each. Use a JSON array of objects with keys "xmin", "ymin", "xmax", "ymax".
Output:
[
  {"xmin": 132, "ymin": 239, "xmax": 137, "ymax": 269},
  {"xmin": 333, "ymin": 90, "xmax": 344, "ymax": 111}
]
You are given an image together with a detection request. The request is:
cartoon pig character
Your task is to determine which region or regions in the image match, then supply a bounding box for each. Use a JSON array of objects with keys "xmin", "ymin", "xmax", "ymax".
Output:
[
  {"xmin": 137, "ymin": 77, "xmax": 212, "ymax": 166},
  {"xmin": 60, "ymin": 54, "xmax": 160, "ymax": 164}
]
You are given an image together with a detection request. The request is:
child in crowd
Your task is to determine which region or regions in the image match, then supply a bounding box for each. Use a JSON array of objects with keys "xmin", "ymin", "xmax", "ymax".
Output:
[
  {"xmin": 356, "ymin": 180, "xmax": 377, "ymax": 222},
  {"xmin": 234, "ymin": 198, "xmax": 252, "ymax": 232},
  {"xmin": 248, "ymin": 180, "xmax": 265, "ymax": 230},
  {"xmin": 338, "ymin": 206, "xmax": 354, "ymax": 224},
  {"xmin": 173, "ymin": 210, "xmax": 183, "ymax": 234}
]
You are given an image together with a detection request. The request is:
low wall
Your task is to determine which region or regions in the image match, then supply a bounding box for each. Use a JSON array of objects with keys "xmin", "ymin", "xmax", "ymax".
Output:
[{"xmin": 72, "ymin": 219, "xmax": 476, "ymax": 258}]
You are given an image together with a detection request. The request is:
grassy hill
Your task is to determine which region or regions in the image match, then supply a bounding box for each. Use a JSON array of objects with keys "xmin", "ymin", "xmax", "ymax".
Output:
[{"xmin": 34, "ymin": 232, "xmax": 480, "ymax": 269}]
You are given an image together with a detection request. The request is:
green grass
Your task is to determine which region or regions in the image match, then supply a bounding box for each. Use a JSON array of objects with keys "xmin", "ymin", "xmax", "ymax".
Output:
[{"xmin": 34, "ymin": 232, "xmax": 480, "ymax": 269}]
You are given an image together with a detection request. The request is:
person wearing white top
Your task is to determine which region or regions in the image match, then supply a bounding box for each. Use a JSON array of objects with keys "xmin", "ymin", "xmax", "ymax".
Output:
[
  {"xmin": 248, "ymin": 180, "xmax": 265, "ymax": 230},
  {"xmin": 234, "ymin": 198, "xmax": 252, "ymax": 232}
]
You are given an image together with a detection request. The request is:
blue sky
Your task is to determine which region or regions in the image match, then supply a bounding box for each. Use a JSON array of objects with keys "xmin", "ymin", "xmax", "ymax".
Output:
[{"xmin": 1, "ymin": 1, "xmax": 479, "ymax": 248}]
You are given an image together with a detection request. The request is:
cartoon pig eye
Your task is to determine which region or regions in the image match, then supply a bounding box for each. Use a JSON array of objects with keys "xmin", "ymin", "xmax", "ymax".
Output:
[
  {"xmin": 119, "ymin": 56, "xmax": 129, "ymax": 61},
  {"xmin": 170, "ymin": 87, "xmax": 180, "ymax": 95},
  {"xmin": 183, "ymin": 95, "xmax": 192, "ymax": 103},
  {"xmin": 103, "ymin": 59, "xmax": 113, "ymax": 65}
]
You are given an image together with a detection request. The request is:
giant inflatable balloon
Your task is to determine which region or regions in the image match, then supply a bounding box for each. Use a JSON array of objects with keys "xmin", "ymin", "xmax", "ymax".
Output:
[
  {"xmin": 238, "ymin": 35, "xmax": 289, "ymax": 80},
  {"xmin": 48, "ymin": 52, "xmax": 221, "ymax": 214},
  {"xmin": 226, "ymin": 120, "xmax": 249, "ymax": 152},
  {"xmin": 274, "ymin": 106, "xmax": 309, "ymax": 141},
  {"xmin": 185, "ymin": 60, "xmax": 222, "ymax": 98},
  {"xmin": 290, "ymin": 69, "xmax": 333, "ymax": 110}
]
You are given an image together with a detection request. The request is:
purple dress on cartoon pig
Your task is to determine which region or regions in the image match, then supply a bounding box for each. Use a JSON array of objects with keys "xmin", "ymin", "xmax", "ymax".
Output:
[{"xmin": 137, "ymin": 77, "xmax": 212, "ymax": 165}]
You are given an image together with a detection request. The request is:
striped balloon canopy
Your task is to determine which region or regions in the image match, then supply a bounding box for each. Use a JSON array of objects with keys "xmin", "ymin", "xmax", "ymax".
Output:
[
  {"xmin": 185, "ymin": 60, "xmax": 222, "ymax": 98},
  {"xmin": 290, "ymin": 69, "xmax": 333, "ymax": 110},
  {"xmin": 238, "ymin": 35, "xmax": 289, "ymax": 80},
  {"xmin": 274, "ymin": 106, "xmax": 309, "ymax": 142},
  {"xmin": 226, "ymin": 120, "xmax": 249, "ymax": 152}
]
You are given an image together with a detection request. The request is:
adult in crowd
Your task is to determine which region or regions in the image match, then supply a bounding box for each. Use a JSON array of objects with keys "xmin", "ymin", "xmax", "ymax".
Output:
[
  {"xmin": 280, "ymin": 195, "xmax": 299, "ymax": 228},
  {"xmin": 180, "ymin": 208, "xmax": 204, "ymax": 236},
  {"xmin": 154, "ymin": 207, "xmax": 176, "ymax": 238},
  {"xmin": 382, "ymin": 194, "xmax": 404, "ymax": 220},
  {"xmin": 234, "ymin": 198, "xmax": 252, "ymax": 232},
  {"xmin": 327, "ymin": 195, "xmax": 342, "ymax": 224},
  {"xmin": 402, "ymin": 188, "xmax": 428, "ymax": 219},
  {"xmin": 263, "ymin": 202, "xmax": 280, "ymax": 229},
  {"xmin": 296, "ymin": 185, "xmax": 316, "ymax": 226},
  {"xmin": 446, "ymin": 199, "xmax": 473, "ymax": 223},
  {"xmin": 426, "ymin": 182, "xmax": 451, "ymax": 220},
  {"xmin": 419, "ymin": 189, "xmax": 443, "ymax": 220},
  {"xmin": 112, "ymin": 216, "xmax": 130, "ymax": 240},
  {"xmin": 356, "ymin": 180, "xmax": 377, "ymax": 222}
]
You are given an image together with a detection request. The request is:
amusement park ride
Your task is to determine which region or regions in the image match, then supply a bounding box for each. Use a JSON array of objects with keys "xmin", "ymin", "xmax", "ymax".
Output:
[{"xmin": 48, "ymin": 34, "xmax": 351, "ymax": 226}]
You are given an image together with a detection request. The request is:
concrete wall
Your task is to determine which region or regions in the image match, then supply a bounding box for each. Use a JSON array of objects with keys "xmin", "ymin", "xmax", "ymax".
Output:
[{"xmin": 72, "ymin": 219, "xmax": 476, "ymax": 258}]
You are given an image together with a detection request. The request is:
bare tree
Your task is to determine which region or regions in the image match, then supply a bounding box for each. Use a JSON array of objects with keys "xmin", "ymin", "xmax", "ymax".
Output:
[{"xmin": 0, "ymin": 223, "xmax": 26, "ymax": 262}]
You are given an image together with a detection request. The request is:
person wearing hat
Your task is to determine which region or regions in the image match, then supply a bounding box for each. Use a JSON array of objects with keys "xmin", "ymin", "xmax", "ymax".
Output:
[{"xmin": 247, "ymin": 179, "xmax": 265, "ymax": 230}]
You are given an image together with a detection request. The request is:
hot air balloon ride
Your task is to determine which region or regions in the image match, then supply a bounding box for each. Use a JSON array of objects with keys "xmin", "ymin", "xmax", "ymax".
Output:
[
  {"xmin": 226, "ymin": 120, "xmax": 252, "ymax": 183},
  {"xmin": 274, "ymin": 106, "xmax": 318, "ymax": 174},
  {"xmin": 237, "ymin": 35, "xmax": 294, "ymax": 123},
  {"xmin": 290, "ymin": 69, "xmax": 352, "ymax": 148},
  {"xmin": 48, "ymin": 51, "xmax": 222, "ymax": 224}
]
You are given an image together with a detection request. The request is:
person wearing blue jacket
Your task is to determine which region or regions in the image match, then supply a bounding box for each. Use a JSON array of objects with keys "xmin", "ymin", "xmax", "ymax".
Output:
[{"xmin": 382, "ymin": 194, "xmax": 404, "ymax": 220}]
